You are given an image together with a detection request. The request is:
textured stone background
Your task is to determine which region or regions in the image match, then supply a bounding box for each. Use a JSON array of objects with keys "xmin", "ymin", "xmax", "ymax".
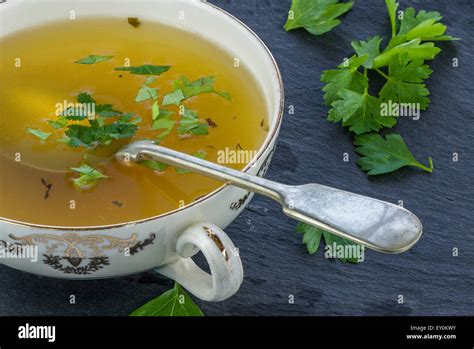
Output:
[{"xmin": 0, "ymin": 0, "xmax": 473, "ymax": 316}]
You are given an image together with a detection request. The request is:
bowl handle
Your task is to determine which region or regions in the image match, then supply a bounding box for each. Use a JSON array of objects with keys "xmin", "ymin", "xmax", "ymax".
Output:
[{"xmin": 155, "ymin": 223, "xmax": 243, "ymax": 302}]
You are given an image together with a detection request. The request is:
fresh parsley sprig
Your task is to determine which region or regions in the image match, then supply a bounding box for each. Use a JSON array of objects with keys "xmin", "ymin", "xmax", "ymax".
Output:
[
  {"xmin": 286, "ymin": 0, "xmax": 457, "ymax": 260},
  {"xmin": 321, "ymin": 0, "xmax": 457, "ymax": 175}
]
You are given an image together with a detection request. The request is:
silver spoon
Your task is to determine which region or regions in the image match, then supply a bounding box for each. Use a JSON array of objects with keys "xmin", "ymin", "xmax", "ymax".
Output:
[{"xmin": 117, "ymin": 140, "xmax": 422, "ymax": 253}]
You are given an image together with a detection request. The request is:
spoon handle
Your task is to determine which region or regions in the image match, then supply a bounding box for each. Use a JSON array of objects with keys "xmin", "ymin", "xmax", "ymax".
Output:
[{"xmin": 117, "ymin": 141, "xmax": 422, "ymax": 253}]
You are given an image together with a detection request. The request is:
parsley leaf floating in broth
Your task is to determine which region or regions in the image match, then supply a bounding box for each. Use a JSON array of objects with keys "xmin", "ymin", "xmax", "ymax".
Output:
[
  {"xmin": 135, "ymin": 85, "xmax": 158, "ymax": 103},
  {"xmin": 114, "ymin": 65, "xmax": 171, "ymax": 76},
  {"xmin": 138, "ymin": 160, "xmax": 168, "ymax": 173},
  {"xmin": 70, "ymin": 163, "xmax": 109, "ymax": 190},
  {"xmin": 177, "ymin": 106, "xmax": 209, "ymax": 136},
  {"xmin": 26, "ymin": 128, "xmax": 52, "ymax": 142},
  {"xmin": 33, "ymin": 92, "xmax": 140, "ymax": 149},
  {"xmin": 162, "ymin": 89, "xmax": 185, "ymax": 106},
  {"xmin": 163, "ymin": 76, "xmax": 231, "ymax": 104},
  {"xmin": 75, "ymin": 55, "xmax": 114, "ymax": 64},
  {"xmin": 152, "ymin": 110, "xmax": 176, "ymax": 142},
  {"xmin": 176, "ymin": 151, "xmax": 207, "ymax": 174}
]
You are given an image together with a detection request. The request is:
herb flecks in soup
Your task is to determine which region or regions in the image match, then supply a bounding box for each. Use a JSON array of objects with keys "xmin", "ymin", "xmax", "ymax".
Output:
[{"xmin": 0, "ymin": 19, "xmax": 268, "ymax": 226}]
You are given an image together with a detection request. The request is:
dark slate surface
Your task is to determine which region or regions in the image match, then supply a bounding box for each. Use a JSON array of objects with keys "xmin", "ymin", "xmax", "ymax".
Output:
[{"xmin": 1, "ymin": 0, "xmax": 473, "ymax": 316}]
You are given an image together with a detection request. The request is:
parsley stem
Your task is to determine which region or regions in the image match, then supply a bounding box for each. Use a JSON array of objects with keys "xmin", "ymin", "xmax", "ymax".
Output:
[
  {"xmin": 390, "ymin": 19, "xmax": 396, "ymax": 39},
  {"xmin": 416, "ymin": 157, "xmax": 434, "ymax": 173},
  {"xmin": 375, "ymin": 68, "xmax": 390, "ymax": 80},
  {"xmin": 363, "ymin": 68, "xmax": 368, "ymax": 94}
]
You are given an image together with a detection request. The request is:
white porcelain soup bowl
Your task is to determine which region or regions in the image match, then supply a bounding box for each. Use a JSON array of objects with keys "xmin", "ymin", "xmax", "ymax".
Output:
[{"xmin": 0, "ymin": 0, "xmax": 284, "ymax": 301}]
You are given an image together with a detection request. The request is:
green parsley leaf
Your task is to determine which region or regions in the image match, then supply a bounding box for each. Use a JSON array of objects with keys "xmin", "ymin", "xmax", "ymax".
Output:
[
  {"xmin": 120, "ymin": 113, "xmax": 141, "ymax": 125},
  {"xmin": 176, "ymin": 151, "xmax": 206, "ymax": 174},
  {"xmin": 135, "ymin": 85, "xmax": 158, "ymax": 103},
  {"xmin": 162, "ymin": 89, "xmax": 185, "ymax": 106},
  {"xmin": 151, "ymin": 109, "xmax": 174, "ymax": 125},
  {"xmin": 57, "ymin": 136, "xmax": 70, "ymax": 144},
  {"xmin": 97, "ymin": 110, "xmax": 122, "ymax": 118},
  {"xmin": 65, "ymin": 125, "xmax": 97, "ymax": 148},
  {"xmin": 174, "ymin": 76, "xmax": 213, "ymax": 97},
  {"xmin": 167, "ymin": 76, "xmax": 231, "ymax": 103},
  {"xmin": 103, "ymin": 122, "xmax": 138, "ymax": 140},
  {"xmin": 399, "ymin": 8, "xmax": 441, "ymax": 34},
  {"xmin": 138, "ymin": 160, "xmax": 168, "ymax": 172},
  {"xmin": 354, "ymin": 133, "xmax": 434, "ymax": 175},
  {"xmin": 351, "ymin": 36, "xmax": 382, "ymax": 69},
  {"xmin": 298, "ymin": 222, "xmax": 323, "ymax": 254},
  {"xmin": 296, "ymin": 222, "xmax": 361, "ymax": 263},
  {"xmin": 152, "ymin": 115, "xmax": 176, "ymax": 141},
  {"xmin": 323, "ymin": 230, "xmax": 363, "ymax": 263},
  {"xmin": 26, "ymin": 128, "xmax": 52, "ymax": 142},
  {"xmin": 145, "ymin": 76, "xmax": 156, "ymax": 85},
  {"xmin": 153, "ymin": 121, "xmax": 176, "ymax": 141},
  {"xmin": 130, "ymin": 283, "xmax": 203, "ymax": 317},
  {"xmin": 215, "ymin": 91, "xmax": 232, "ymax": 101},
  {"xmin": 329, "ymin": 89, "xmax": 396, "ymax": 134},
  {"xmin": 47, "ymin": 117, "xmax": 68, "ymax": 130},
  {"xmin": 114, "ymin": 65, "xmax": 171, "ymax": 76},
  {"xmin": 373, "ymin": 38, "xmax": 441, "ymax": 68},
  {"xmin": 61, "ymin": 107, "xmax": 89, "ymax": 121},
  {"xmin": 379, "ymin": 52, "xmax": 433, "ymax": 110},
  {"xmin": 177, "ymin": 106, "xmax": 209, "ymax": 136},
  {"xmin": 64, "ymin": 94, "xmax": 120, "ymax": 118},
  {"xmin": 152, "ymin": 101, "xmax": 160, "ymax": 120},
  {"xmin": 385, "ymin": 0, "xmax": 399, "ymax": 38},
  {"xmin": 284, "ymin": 0, "xmax": 354, "ymax": 35},
  {"xmin": 95, "ymin": 104, "xmax": 117, "ymax": 116},
  {"xmin": 71, "ymin": 164, "xmax": 109, "ymax": 189},
  {"xmin": 398, "ymin": 7, "xmax": 456, "ymax": 41},
  {"xmin": 406, "ymin": 19, "xmax": 448, "ymax": 42},
  {"xmin": 321, "ymin": 55, "xmax": 368, "ymax": 105},
  {"xmin": 77, "ymin": 92, "xmax": 96, "ymax": 104},
  {"xmin": 75, "ymin": 55, "xmax": 113, "ymax": 64},
  {"xmin": 384, "ymin": 6, "xmax": 458, "ymax": 50},
  {"xmin": 64, "ymin": 114, "xmax": 139, "ymax": 149},
  {"xmin": 58, "ymin": 93, "xmax": 97, "ymax": 121},
  {"xmin": 187, "ymin": 123, "xmax": 209, "ymax": 135}
]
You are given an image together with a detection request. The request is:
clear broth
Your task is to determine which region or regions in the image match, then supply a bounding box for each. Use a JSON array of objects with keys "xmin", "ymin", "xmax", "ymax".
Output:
[{"xmin": 0, "ymin": 18, "xmax": 268, "ymax": 226}]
